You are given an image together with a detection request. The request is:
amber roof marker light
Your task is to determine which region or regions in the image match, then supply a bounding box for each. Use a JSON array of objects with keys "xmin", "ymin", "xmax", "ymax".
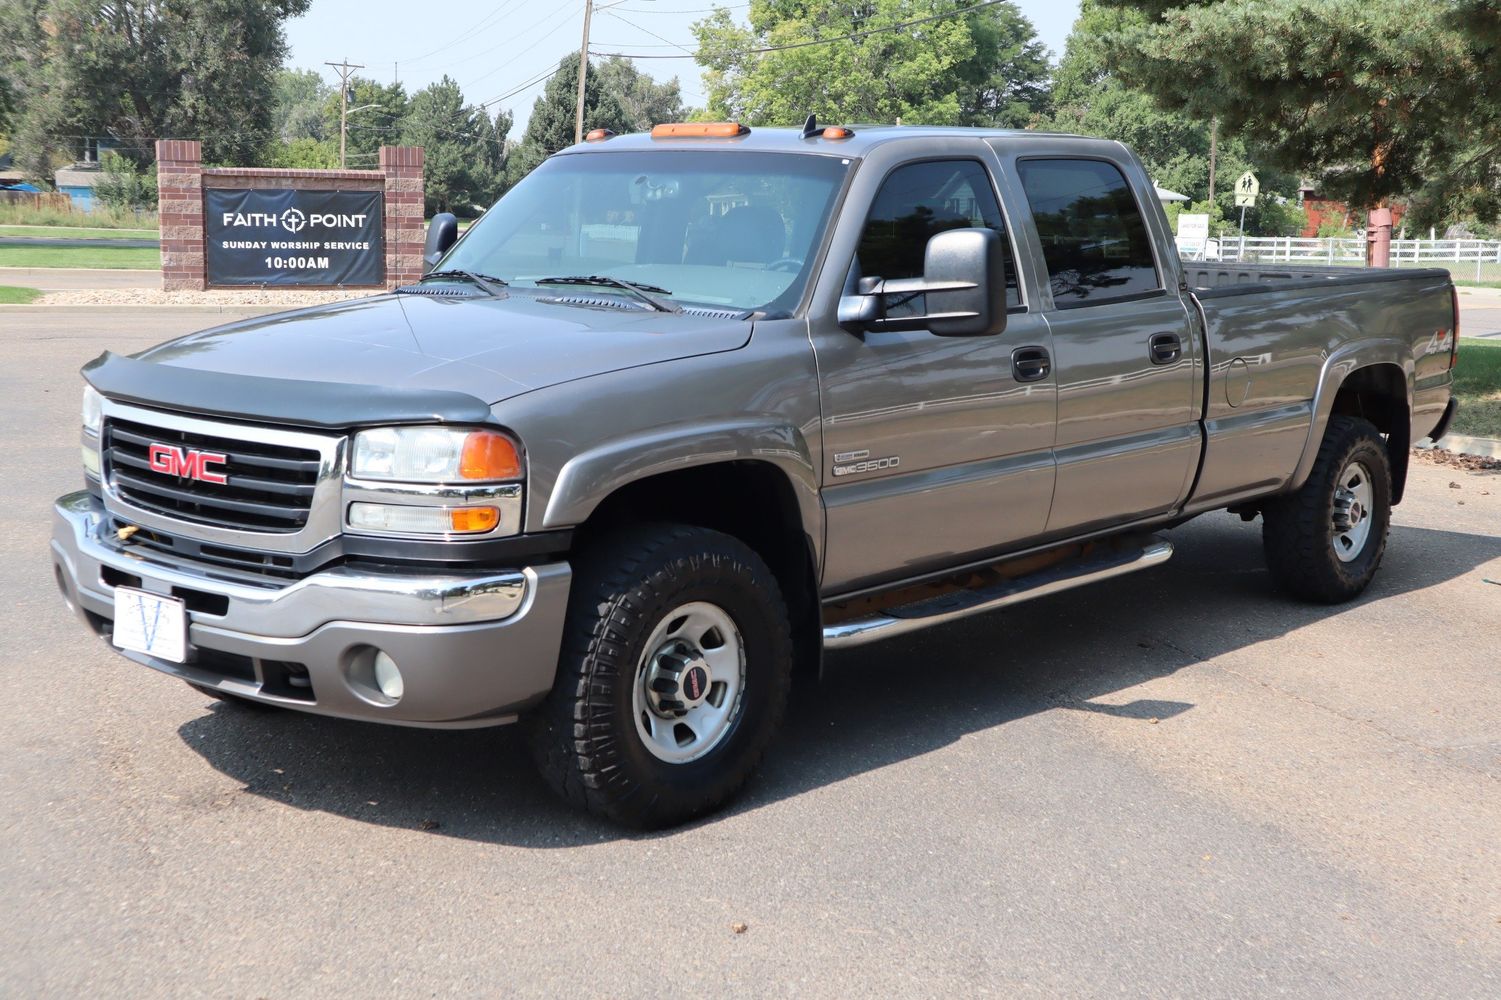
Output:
[
  {"xmin": 799, "ymin": 114, "xmax": 854, "ymax": 141},
  {"xmin": 584, "ymin": 128, "xmax": 616, "ymax": 142},
  {"xmin": 650, "ymin": 122, "xmax": 750, "ymax": 139}
]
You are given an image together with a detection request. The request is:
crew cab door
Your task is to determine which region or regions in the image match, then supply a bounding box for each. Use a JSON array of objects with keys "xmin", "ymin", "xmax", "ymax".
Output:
[
  {"xmin": 811, "ymin": 151, "xmax": 1058, "ymax": 594},
  {"xmin": 1011, "ymin": 155, "xmax": 1200, "ymax": 534}
]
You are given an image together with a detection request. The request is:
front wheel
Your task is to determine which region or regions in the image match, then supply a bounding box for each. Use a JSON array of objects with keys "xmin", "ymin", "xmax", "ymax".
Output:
[
  {"xmin": 1262, "ymin": 415, "xmax": 1392, "ymax": 603},
  {"xmin": 528, "ymin": 524, "xmax": 793, "ymax": 828}
]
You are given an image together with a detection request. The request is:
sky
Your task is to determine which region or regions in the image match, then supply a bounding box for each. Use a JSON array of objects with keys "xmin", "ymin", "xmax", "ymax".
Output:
[{"xmin": 283, "ymin": 0, "xmax": 1082, "ymax": 133}]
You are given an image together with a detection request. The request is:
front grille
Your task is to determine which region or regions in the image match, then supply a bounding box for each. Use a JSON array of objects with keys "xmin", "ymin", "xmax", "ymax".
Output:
[{"xmin": 104, "ymin": 417, "xmax": 322, "ymax": 533}]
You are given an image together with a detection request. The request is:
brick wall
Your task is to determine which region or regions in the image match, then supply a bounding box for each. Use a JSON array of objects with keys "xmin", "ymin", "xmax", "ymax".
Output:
[{"xmin": 156, "ymin": 140, "xmax": 426, "ymax": 291}]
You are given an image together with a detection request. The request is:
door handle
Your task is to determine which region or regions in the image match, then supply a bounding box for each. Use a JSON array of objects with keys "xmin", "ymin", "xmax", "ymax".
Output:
[
  {"xmin": 1012, "ymin": 346, "xmax": 1051, "ymax": 383},
  {"xmin": 1149, "ymin": 333, "xmax": 1182, "ymax": 365}
]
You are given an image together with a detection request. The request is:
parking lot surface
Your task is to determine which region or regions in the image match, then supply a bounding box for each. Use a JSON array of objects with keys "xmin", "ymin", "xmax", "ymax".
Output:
[{"xmin": 2, "ymin": 308, "xmax": 1499, "ymax": 998}]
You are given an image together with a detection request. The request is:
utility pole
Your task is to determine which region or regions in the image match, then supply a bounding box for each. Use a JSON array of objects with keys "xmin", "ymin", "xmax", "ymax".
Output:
[
  {"xmin": 326, "ymin": 57, "xmax": 364, "ymax": 168},
  {"xmin": 1207, "ymin": 117, "xmax": 1218, "ymax": 204},
  {"xmin": 575, "ymin": 0, "xmax": 593, "ymax": 145}
]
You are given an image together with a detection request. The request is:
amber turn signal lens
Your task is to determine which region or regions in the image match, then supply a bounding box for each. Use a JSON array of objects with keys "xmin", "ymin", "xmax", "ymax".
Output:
[
  {"xmin": 651, "ymin": 122, "xmax": 749, "ymax": 139},
  {"xmin": 449, "ymin": 506, "xmax": 501, "ymax": 533},
  {"xmin": 459, "ymin": 431, "xmax": 522, "ymax": 480}
]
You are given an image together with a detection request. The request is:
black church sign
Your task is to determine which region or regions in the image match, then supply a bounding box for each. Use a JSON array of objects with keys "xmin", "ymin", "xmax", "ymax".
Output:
[{"xmin": 205, "ymin": 188, "xmax": 384, "ymax": 286}]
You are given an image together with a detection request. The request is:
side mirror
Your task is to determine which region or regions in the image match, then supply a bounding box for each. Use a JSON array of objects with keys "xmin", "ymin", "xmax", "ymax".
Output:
[
  {"xmin": 837, "ymin": 228, "xmax": 1008, "ymax": 337},
  {"xmin": 423, "ymin": 213, "xmax": 458, "ymax": 273}
]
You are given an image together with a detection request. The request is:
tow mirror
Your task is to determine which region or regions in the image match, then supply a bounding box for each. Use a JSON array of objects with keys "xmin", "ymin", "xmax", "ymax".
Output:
[
  {"xmin": 838, "ymin": 228, "xmax": 1008, "ymax": 337},
  {"xmin": 423, "ymin": 213, "xmax": 458, "ymax": 273}
]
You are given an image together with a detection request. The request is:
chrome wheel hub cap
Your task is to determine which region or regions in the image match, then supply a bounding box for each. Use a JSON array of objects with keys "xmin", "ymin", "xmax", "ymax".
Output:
[
  {"xmin": 633, "ymin": 601, "xmax": 746, "ymax": 764},
  {"xmin": 1331, "ymin": 460, "xmax": 1375, "ymax": 563}
]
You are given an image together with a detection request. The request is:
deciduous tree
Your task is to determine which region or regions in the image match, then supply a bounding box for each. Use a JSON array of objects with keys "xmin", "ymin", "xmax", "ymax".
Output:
[
  {"xmin": 692, "ymin": 0, "xmax": 1051, "ymax": 127},
  {"xmin": 1, "ymin": 0, "xmax": 310, "ymax": 178}
]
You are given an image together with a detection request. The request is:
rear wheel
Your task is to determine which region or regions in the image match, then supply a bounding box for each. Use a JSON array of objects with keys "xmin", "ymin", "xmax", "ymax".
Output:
[
  {"xmin": 528, "ymin": 524, "xmax": 793, "ymax": 828},
  {"xmin": 1262, "ymin": 415, "xmax": 1392, "ymax": 603}
]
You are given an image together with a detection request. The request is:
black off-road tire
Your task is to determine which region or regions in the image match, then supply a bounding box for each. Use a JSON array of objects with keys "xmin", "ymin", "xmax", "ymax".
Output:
[
  {"xmin": 528, "ymin": 524, "xmax": 793, "ymax": 829},
  {"xmin": 1262, "ymin": 415, "xmax": 1392, "ymax": 603}
]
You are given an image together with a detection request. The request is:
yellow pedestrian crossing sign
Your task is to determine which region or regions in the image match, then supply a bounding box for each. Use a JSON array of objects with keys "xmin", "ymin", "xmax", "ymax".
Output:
[{"xmin": 1234, "ymin": 171, "xmax": 1260, "ymax": 207}]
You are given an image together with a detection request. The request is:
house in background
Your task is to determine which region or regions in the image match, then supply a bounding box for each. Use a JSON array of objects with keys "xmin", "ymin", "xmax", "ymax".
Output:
[
  {"xmin": 53, "ymin": 136, "xmax": 120, "ymax": 212},
  {"xmin": 1298, "ymin": 178, "xmax": 1406, "ymax": 237}
]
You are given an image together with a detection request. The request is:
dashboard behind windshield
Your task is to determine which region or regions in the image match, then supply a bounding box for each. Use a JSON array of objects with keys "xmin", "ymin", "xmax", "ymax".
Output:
[{"xmin": 439, "ymin": 150, "xmax": 853, "ymax": 314}]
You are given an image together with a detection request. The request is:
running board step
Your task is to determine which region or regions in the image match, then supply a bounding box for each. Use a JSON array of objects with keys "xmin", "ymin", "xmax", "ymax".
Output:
[{"xmin": 822, "ymin": 536, "xmax": 1174, "ymax": 649}]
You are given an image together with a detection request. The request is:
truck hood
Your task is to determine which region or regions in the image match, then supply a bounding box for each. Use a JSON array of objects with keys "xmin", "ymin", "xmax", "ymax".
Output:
[{"xmin": 133, "ymin": 292, "xmax": 753, "ymax": 404}]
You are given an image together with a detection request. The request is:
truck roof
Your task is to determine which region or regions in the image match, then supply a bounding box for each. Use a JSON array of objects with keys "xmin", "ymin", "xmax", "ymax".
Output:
[{"xmin": 561, "ymin": 124, "xmax": 1109, "ymax": 158}]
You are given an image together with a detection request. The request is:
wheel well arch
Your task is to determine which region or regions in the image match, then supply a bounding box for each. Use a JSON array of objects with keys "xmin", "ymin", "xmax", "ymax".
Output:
[
  {"xmin": 1329, "ymin": 362, "xmax": 1411, "ymax": 504},
  {"xmin": 575, "ymin": 461, "xmax": 823, "ymax": 677}
]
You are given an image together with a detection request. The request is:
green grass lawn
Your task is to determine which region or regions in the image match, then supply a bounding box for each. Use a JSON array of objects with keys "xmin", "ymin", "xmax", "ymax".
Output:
[
  {"xmin": 1453, "ymin": 337, "xmax": 1501, "ymax": 438},
  {"xmin": 0, "ymin": 225, "xmax": 158, "ymax": 240},
  {"xmin": 0, "ymin": 285, "xmax": 41, "ymax": 304},
  {"xmin": 0, "ymin": 246, "xmax": 160, "ymax": 270}
]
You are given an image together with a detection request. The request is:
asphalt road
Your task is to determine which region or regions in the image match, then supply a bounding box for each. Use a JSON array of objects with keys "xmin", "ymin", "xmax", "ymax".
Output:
[{"xmin": 2, "ymin": 308, "xmax": 1500, "ymax": 998}]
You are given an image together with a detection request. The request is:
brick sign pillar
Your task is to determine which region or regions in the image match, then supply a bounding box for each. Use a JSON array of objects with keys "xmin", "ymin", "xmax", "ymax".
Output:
[
  {"xmin": 157, "ymin": 140, "xmax": 204, "ymax": 291},
  {"xmin": 381, "ymin": 146, "xmax": 426, "ymax": 288},
  {"xmin": 155, "ymin": 140, "xmax": 426, "ymax": 292}
]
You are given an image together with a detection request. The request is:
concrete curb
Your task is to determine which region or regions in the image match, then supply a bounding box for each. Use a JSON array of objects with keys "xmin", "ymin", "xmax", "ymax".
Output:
[{"xmin": 1419, "ymin": 434, "xmax": 1501, "ymax": 459}]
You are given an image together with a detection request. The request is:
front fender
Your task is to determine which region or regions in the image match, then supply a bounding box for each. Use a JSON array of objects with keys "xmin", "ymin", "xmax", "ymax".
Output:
[
  {"xmin": 1288, "ymin": 340, "xmax": 1412, "ymax": 493},
  {"xmin": 540, "ymin": 417, "xmax": 824, "ymax": 561}
]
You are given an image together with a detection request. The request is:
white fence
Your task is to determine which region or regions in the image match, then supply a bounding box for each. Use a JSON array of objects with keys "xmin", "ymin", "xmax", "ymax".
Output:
[{"xmin": 1178, "ymin": 236, "xmax": 1501, "ymax": 283}]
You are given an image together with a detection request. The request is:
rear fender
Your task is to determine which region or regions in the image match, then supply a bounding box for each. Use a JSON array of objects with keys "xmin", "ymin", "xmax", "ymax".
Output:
[{"xmin": 1289, "ymin": 341, "xmax": 1412, "ymax": 494}]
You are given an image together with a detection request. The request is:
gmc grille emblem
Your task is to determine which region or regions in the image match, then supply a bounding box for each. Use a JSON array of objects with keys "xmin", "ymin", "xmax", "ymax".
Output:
[{"xmin": 147, "ymin": 443, "xmax": 229, "ymax": 485}]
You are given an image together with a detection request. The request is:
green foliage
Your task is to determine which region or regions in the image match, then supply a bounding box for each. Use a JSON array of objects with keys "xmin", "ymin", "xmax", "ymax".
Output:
[
  {"xmin": 262, "ymin": 137, "xmax": 339, "ymax": 170},
  {"xmin": 692, "ymin": 0, "xmax": 1051, "ymax": 127},
  {"xmin": 1043, "ymin": 2, "xmax": 1302, "ymax": 236},
  {"xmin": 271, "ymin": 69, "xmax": 332, "ymax": 143},
  {"xmin": 401, "ymin": 76, "xmax": 511, "ymax": 215},
  {"xmin": 0, "ymin": 201, "xmax": 156, "ymax": 228},
  {"xmin": 594, "ymin": 57, "xmax": 686, "ymax": 132},
  {"xmin": 93, "ymin": 151, "xmax": 157, "ymax": 211},
  {"xmin": 510, "ymin": 54, "xmax": 632, "ymax": 182},
  {"xmin": 1097, "ymin": 0, "xmax": 1500, "ymax": 226},
  {"xmin": 3, "ymin": 0, "xmax": 311, "ymax": 178}
]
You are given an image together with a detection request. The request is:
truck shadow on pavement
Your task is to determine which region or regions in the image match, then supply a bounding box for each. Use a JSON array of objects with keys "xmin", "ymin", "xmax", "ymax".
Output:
[{"xmin": 176, "ymin": 515, "xmax": 1501, "ymax": 843}]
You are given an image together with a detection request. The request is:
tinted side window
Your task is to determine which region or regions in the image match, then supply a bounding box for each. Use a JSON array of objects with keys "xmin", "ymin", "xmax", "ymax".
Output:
[
  {"xmin": 856, "ymin": 159, "xmax": 1020, "ymax": 311},
  {"xmin": 1016, "ymin": 158, "xmax": 1160, "ymax": 308}
]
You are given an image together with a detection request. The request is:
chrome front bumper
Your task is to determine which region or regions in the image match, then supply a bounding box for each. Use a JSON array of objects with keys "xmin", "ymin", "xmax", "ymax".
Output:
[{"xmin": 51, "ymin": 491, "xmax": 572, "ymax": 728}]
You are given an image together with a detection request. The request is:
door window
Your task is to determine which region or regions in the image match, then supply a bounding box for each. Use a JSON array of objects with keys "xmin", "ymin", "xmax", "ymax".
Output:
[
  {"xmin": 1016, "ymin": 158, "xmax": 1160, "ymax": 308},
  {"xmin": 855, "ymin": 159, "xmax": 1020, "ymax": 315}
]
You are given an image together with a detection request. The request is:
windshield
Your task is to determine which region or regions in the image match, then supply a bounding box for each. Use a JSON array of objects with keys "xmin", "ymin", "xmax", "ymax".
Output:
[{"xmin": 438, "ymin": 150, "xmax": 852, "ymax": 313}]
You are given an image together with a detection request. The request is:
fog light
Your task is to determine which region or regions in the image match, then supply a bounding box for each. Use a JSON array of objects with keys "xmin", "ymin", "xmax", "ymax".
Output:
[{"xmin": 372, "ymin": 651, "xmax": 404, "ymax": 700}]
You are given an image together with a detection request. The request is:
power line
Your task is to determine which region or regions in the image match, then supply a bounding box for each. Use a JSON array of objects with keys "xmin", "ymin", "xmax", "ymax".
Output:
[
  {"xmin": 394, "ymin": 0, "xmax": 528, "ymax": 66},
  {"xmin": 591, "ymin": 0, "xmax": 1010, "ymax": 59}
]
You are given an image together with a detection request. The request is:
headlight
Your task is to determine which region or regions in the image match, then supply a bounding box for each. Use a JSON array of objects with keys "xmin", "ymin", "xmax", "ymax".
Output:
[
  {"xmin": 82, "ymin": 385, "xmax": 103, "ymax": 437},
  {"xmin": 350, "ymin": 426, "xmax": 522, "ymax": 483}
]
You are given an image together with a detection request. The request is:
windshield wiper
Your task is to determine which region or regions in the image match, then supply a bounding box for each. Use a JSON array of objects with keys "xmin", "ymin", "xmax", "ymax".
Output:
[
  {"xmin": 420, "ymin": 269, "xmax": 508, "ymax": 297},
  {"xmin": 534, "ymin": 275, "xmax": 681, "ymax": 313}
]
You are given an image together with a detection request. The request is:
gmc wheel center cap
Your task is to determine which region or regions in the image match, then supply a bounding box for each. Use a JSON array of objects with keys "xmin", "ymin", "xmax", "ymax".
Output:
[{"xmin": 681, "ymin": 663, "xmax": 710, "ymax": 705}]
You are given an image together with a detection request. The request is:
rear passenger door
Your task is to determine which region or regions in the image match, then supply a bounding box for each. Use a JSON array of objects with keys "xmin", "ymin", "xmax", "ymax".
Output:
[
  {"xmin": 1014, "ymin": 157, "xmax": 1200, "ymax": 535},
  {"xmin": 813, "ymin": 154, "xmax": 1058, "ymax": 594}
]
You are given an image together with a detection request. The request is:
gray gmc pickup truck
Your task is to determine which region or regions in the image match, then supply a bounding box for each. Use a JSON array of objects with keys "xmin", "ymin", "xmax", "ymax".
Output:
[{"xmin": 53, "ymin": 121, "xmax": 1459, "ymax": 827}]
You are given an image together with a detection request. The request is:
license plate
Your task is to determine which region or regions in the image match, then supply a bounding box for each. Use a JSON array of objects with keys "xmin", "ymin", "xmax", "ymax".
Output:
[{"xmin": 112, "ymin": 587, "xmax": 188, "ymax": 663}]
